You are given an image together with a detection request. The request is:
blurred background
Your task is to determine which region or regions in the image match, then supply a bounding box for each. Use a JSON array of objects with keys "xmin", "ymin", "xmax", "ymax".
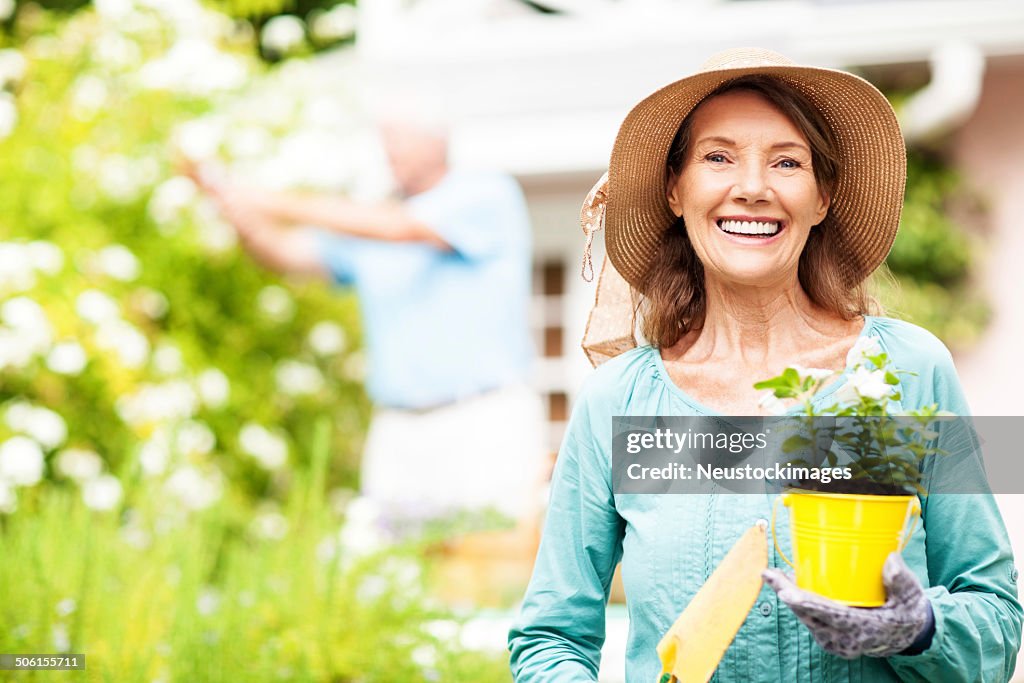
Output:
[{"xmin": 0, "ymin": 0, "xmax": 1022, "ymax": 680}]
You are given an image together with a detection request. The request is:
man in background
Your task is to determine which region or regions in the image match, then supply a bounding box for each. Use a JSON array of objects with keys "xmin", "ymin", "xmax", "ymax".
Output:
[{"xmin": 186, "ymin": 111, "xmax": 544, "ymax": 535}]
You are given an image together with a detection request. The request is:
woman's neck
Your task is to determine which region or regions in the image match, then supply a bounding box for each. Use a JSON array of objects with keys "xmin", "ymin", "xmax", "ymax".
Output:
[{"xmin": 677, "ymin": 276, "xmax": 842, "ymax": 366}]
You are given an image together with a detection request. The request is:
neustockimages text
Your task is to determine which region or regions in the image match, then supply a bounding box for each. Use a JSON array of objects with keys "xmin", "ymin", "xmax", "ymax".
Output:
[{"xmin": 626, "ymin": 462, "xmax": 853, "ymax": 484}]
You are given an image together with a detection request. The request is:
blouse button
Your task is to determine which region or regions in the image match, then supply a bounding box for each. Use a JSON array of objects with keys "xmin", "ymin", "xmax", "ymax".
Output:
[{"xmin": 759, "ymin": 602, "xmax": 773, "ymax": 617}]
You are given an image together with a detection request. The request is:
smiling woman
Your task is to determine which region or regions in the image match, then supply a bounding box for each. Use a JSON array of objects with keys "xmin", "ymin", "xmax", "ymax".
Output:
[{"xmin": 509, "ymin": 48, "xmax": 1022, "ymax": 683}]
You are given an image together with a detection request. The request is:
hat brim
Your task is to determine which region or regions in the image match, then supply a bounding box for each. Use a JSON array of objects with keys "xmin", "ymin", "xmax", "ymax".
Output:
[{"xmin": 606, "ymin": 58, "xmax": 906, "ymax": 293}]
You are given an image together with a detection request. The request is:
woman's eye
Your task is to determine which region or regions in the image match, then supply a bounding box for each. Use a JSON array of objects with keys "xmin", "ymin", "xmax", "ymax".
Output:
[
  {"xmin": 706, "ymin": 153, "xmax": 727, "ymax": 163},
  {"xmin": 778, "ymin": 159, "xmax": 800, "ymax": 169}
]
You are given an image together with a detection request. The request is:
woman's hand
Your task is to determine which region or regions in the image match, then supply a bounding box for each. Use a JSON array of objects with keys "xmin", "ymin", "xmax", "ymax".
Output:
[{"xmin": 763, "ymin": 553, "xmax": 934, "ymax": 659}]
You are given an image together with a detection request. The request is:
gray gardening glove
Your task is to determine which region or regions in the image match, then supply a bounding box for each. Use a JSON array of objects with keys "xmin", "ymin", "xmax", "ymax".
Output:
[{"xmin": 762, "ymin": 553, "xmax": 934, "ymax": 659}]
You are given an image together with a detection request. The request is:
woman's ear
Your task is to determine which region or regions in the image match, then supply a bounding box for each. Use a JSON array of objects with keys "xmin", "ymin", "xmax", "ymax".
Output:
[
  {"xmin": 814, "ymin": 191, "xmax": 830, "ymax": 225},
  {"xmin": 666, "ymin": 172, "xmax": 683, "ymax": 217}
]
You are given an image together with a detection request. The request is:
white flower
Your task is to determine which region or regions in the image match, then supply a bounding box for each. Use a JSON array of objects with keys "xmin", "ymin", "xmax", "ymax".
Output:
[
  {"xmin": 411, "ymin": 644, "xmax": 438, "ymax": 670},
  {"xmin": 148, "ymin": 176, "xmax": 197, "ymax": 225},
  {"xmin": 0, "ymin": 0, "xmax": 15, "ymax": 23},
  {"xmin": 138, "ymin": 39, "xmax": 248, "ymax": 96},
  {"xmin": 846, "ymin": 335, "xmax": 883, "ymax": 369},
  {"xmin": 5, "ymin": 402, "xmax": 67, "ymax": 450},
  {"xmin": 96, "ymin": 319, "xmax": 150, "ymax": 368},
  {"xmin": 133, "ymin": 288, "xmax": 170, "ymax": 319},
  {"xmin": 275, "ymin": 359, "xmax": 324, "ymax": 396},
  {"xmin": 47, "ymin": 342, "xmax": 88, "ymax": 376},
  {"xmin": 0, "ymin": 92, "xmax": 17, "ymax": 139},
  {"xmin": 225, "ymin": 126, "xmax": 273, "ymax": 159},
  {"xmin": 51, "ymin": 623, "xmax": 70, "ymax": 652},
  {"xmin": 310, "ymin": 4, "xmax": 357, "ymax": 42},
  {"xmin": 0, "ymin": 330, "xmax": 34, "ymax": 370},
  {"xmin": 173, "ymin": 117, "xmax": 226, "ymax": 162},
  {"xmin": 238, "ymin": 423, "xmax": 288, "ymax": 470},
  {"xmin": 250, "ymin": 511, "xmax": 288, "ymax": 540},
  {"xmin": 196, "ymin": 587, "xmax": 220, "ymax": 616},
  {"xmin": 55, "ymin": 448, "xmax": 104, "ymax": 482},
  {"xmin": 69, "ymin": 75, "xmax": 109, "ymax": 120},
  {"xmin": 758, "ymin": 391, "xmax": 787, "ymax": 416},
  {"xmin": 164, "ymin": 465, "xmax": 222, "ymax": 510},
  {"xmin": 196, "ymin": 368, "xmax": 229, "ymax": 408},
  {"xmin": 96, "ymin": 244, "xmax": 141, "ymax": 281},
  {"xmin": 1, "ymin": 297, "xmax": 53, "ymax": 353},
  {"xmin": 256, "ymin": 285, "xmax": 294, "ymax": 323},
  {"xmin": 26, "ymin": 241, "xmax": 64, "ymax": 275},
  {"xmin": 0, "ymin": 478, "xmax": 15, "ymax": 513},
  {"xmin": 308, "ymin": 321, "xmax": 346, "ymax": 356},
  {"xmin": 0, "ymin": 49, "xmax": 25, "ymax": 88},
  {"xmin": 138, "ymin": 428, "xmax": 171, "ymax": 476},
  {"xmin": 175, "ymin": 420, "xmax": 215, "ymax": 456},
  {"xmin": 0, "ymin": 436, "xmax": 45, "ymax": 486},
  {"xmin": 844, "ymin": 366, "xmax": 894, "ymax": 402},
  {"xmin": 76, "ymin": 289, "xmax": 121, "ymax": 324},
  {"xmin": 153, "ymin": 344, "xmax": 184, "ymax": 375},
  {"xmin": 791, "ymin": 365, "xmax": 834, "ymax": 382},
  {"xmin": 0, "ymin": 243, "xmax": 36, "ymax": 292},
  {"xmin": 116, "ymin": 380, "xmax": 198, "ymax": 427},
  {"xmin": 55, "ymin": 598, "xmax": 77, "ymax": 617},
  {"xmin": 260, "ymin": 15, "xmax": 306, "ymax": 54},
  {"xmin": 82, "ymin": 475, "xmax": 123, "ymax": 511},
  {"xmin": 339, "ymin": 496, "xmax": 386, "ymax": 557}
]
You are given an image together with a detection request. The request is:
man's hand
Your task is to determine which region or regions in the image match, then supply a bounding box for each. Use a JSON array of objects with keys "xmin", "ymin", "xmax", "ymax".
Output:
[{"xmin": 763, "ymin": 553, "xmax": 933, "ymax": 659}]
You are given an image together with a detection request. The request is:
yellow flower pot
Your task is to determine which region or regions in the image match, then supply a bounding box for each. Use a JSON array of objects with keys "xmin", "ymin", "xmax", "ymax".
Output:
[{"xmin": 771, "ymin": 490, "xmax": 921, "ymax": 606}]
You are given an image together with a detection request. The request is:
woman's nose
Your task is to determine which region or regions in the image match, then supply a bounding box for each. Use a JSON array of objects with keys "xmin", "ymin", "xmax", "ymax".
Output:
[{"xmin": 732, "ymin": 163, "xmax": 771, "ymax": 203}]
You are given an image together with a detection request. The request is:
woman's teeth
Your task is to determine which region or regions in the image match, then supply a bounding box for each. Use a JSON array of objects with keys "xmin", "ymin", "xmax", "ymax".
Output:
[{"xmin": 717, "ymin": 219, "xmax": 781, "ymax": 236}]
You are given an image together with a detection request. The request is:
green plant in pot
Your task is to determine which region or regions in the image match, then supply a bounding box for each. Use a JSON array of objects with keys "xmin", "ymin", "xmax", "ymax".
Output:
[{"xmin": 754, "ymin": 335, "xmax": 950, "ymax": 606}]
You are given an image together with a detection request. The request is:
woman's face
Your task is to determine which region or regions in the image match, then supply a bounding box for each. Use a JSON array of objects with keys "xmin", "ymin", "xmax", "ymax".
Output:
[{"xmin": 667, "ymin": 90, "xmax": 829, "ymax": 289}]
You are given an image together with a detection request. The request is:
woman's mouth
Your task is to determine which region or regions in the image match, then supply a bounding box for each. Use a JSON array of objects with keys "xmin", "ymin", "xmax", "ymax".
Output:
[{"xmin": 716, "ymin": 218, "xmax": 783, "ymax": 238}]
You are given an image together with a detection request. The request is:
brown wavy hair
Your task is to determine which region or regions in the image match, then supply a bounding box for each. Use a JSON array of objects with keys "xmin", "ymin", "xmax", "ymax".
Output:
[{"xmin": 638, "ymin": 75, "xmax": 877, "ymax": 349}]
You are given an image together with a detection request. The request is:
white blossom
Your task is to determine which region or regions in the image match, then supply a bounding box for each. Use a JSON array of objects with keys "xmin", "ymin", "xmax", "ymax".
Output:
[
  {"xmin": 845, "ymin": 366, "xmax": 893, "ymax": 402},
  {"xmin": 173, "ymin": 117, "xmax": 227, "ymax": 162},
  {"xmin": 164, "ymin": 465, "xmax": 222, "ymax": 510},
  {"xmin": 196, "ymin": 587, "xmax": 220, "ymax": 616},
  {"xmin": 260, "ymin": 15, "xmax": 306, "ymax": 54},
  {"xmin": 308, "ymin": 321, "xmax": 346, "ymax": 356},
  {"xmin": 0, "ymin": 92, "xmax": 17, "ymax": 140},
  {"xmin": 69, "ymin": 75, "xmax": 109, "ymax": 120},
  {"xmin": 47, "ymin": 342, "xmax": 88, "ymax": 376},
  {"xmin": 275, "ymin": 359, "xmax": 324, "ymax": 396},
  {"xmin": 338, "ymin": 496, "xmax": 386, "ymax": 557},
  {"xmin": 96, "ymin": 244, "xmax": 141, "ymax": 281},
  {"xmin": 196, "ymin": 368, "xmax": 229, "ymax": 408},
  {"xmin": 845, "ymin": 335, "xmax": 883, "ymax": 369},
  {"xmin": 82, "ymin": 474, "xmax": 123, "ymax": 511},
  {"xmin": 76, "ymin": 289, "xmax": 121, "ymax": 324},
  {"xmin": 256, "ymin": 285, "xmax": 295, "ymax": 322},
  {"xmin": 51, "ymin": 623, "xmax": 70, "ymax": 653},
  {"xmin": 238, "ymin": 423, "xmax": 288, "ymax": 470},
  {"xmin": 791, "ymin": 365, "xmax": 834, "ymax": 382},
  {"xmin": 138, "ymin": 38, "xmax": 248, "ymax": 95},
  {"xmin": 133, "ymin": 288, "xmax": 170, "ymax": 319},
  {"xmin": 176, "ymin": 420, "xmax": 215, "ymax": 455},
  {"xmin": 250, "ymin": 510, "xmax": 288, "ymax": 540},
  {"xmin": 0, "ymin": 243, "xmax": 37, "ymax": 292},
  {"xmin": 0, "ymin": 436, "xmax": 45, "ymax": 486},
  {"xmin": 0, "ymin": 330, "xmax": 34, "ymax": 370},
  {"xmin": 310, "ymin": 4, "xmax": 357, "ymax": 42},
  {"xmin": 0, "ymin": 478, "xmax": 15, "ymax": 513},
  {"xmin": 0, "ymin": 0, "xmax": 15, "ymax": 23},
  {"xmin": 152, "ymin": 344, "xmax": 184, "ymax": 375},
  {"xmin": 116, "ymin": 380, "xmax": 198, "ymax": 427},
  {"xmin": 5, "ymin": 402, "xmax": 67, "ymax": 449},
  {"xmin": 55, "ymin": 448, "xmax": 104, "ymax": 482},
  {"xmin": 55, "ymin": 599, "xmax": 77, "ymax": 617},
  {"xmin": 148, "ymin": 176, "xmax": 198, "ymax": 225},
  {"xmin": 26, "ymin": 241, "xmax": 64, "ymax": 275},
  {"xmin": 138, "ymin": 428, "xmax": 171, "ymax": 476},
  {"xmin": 96, "ymin": 319, "xmax": 150, "ymax": 368},
  {"xmin": 1, "ymin": 296, "xmax": 53, "ymax": 354}
]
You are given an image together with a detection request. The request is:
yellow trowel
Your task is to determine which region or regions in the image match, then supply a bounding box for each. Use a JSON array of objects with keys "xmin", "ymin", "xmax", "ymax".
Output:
[{"xmin": 656, "ymin": 521, "xmax": 769, "ymax": 683}]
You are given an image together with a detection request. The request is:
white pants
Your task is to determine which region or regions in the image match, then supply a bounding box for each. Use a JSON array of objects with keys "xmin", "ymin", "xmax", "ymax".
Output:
[{"xmin": 360, "ymin": 383, "xmax": 546, "ymax": 524}]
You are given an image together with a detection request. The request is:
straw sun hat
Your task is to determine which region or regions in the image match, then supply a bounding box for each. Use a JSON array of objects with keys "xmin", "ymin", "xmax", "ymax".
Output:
[{"xmin": 580, "ymin": 47, "xmax": 907, "ymax": 292}]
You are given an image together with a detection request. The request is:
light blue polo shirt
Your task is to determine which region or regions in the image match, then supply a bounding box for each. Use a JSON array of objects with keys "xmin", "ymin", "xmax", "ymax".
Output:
[{"xmin": 311, "ymin": 170, "xmax": 535, "ymax": 409}]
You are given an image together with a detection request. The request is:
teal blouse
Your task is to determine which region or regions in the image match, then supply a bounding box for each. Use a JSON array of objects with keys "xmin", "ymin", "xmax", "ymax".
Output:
[{"xmin": 508, "ymin": 316, "xmax": 1022, "ymax": 682}]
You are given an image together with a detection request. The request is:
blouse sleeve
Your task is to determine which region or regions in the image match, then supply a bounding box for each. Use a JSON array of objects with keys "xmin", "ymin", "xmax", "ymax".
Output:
[
  {"xmin": 886, "ymin": 343, "xmax": 1022, "ymax": 682},
  {"xmin": 508, "ymin": 384, "xmax": 626, "ymax": 681}
]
